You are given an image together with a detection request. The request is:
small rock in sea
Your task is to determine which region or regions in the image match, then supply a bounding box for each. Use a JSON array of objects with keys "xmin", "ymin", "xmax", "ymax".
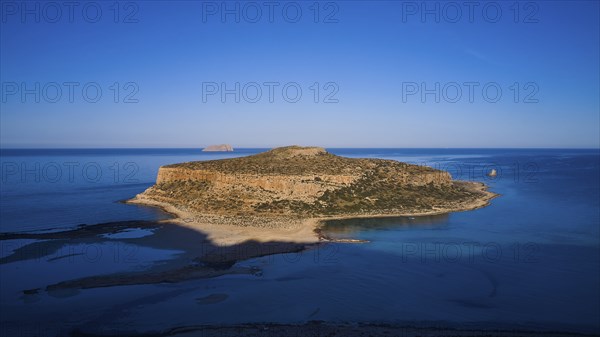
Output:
[{"xmin": 202, "ymin": 144, "xmax": 233, "ymax": 152}]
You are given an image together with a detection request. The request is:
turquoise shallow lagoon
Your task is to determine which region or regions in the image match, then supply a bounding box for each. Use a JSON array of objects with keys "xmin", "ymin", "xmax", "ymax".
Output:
[{"xmin": 1, "ymin": 148, "xmax": 598, "ymax": 335}]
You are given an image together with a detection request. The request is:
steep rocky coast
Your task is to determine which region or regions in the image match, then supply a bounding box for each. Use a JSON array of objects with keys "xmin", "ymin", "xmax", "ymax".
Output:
[{"xmin": 129, "ymin": 146, "xmax": 496, "ymax": 244}]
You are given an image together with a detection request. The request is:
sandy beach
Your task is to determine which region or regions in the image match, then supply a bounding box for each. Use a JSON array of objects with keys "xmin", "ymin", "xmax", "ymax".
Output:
[
  {"xmin": 127, "ymin": 181, "xmax": 497, "ymax": 246},
  {"xmin": 126, "ymin": 196, "xmax": 322, "ymax": 245}
]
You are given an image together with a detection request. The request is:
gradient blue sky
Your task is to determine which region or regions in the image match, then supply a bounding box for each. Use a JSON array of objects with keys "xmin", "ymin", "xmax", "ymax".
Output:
[{"xmin": 1, "ymin": 1, "xmax": 599, "ymax": 148}]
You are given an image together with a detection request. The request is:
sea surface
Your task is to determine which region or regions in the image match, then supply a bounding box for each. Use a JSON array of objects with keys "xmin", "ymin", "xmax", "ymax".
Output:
[{"xmin": 1, "ymin": 148, "xmax": 599, "ymax": 335}]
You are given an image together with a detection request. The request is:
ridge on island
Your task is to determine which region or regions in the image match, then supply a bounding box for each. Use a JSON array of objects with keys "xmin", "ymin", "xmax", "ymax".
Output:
[
  {"xmin": 129, "ymin": 146, "xmax": 497, "ymax": 244},
  {"xmin": 202, "ymin": 144, "xmax": 233, "ymax": 152}
]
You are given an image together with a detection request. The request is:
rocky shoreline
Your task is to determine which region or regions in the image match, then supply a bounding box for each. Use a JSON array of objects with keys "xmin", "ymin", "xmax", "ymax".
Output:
[
  {"xmin": 128, "ymin": 146, "xmax": 498, "ymax": 245},
  {"xmin": 128, "ymin": 180, "xmax": 496, "ymax": 245}
]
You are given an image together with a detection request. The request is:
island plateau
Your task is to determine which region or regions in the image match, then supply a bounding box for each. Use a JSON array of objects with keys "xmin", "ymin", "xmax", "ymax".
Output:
[{"xmin": 129, "ymin": 146, "xmax": 496, "ymax": 244}]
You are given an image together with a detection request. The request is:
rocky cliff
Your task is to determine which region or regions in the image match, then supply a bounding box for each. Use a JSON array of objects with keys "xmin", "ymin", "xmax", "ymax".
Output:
[{"xmin": 133, "ymin": 146, "xmax": 494, "ymax": 218}]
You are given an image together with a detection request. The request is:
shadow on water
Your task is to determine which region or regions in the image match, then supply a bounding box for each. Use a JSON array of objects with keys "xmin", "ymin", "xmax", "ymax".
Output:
[
  {"xmin": 320, "ymin": 214, "xmax": 450, "ymax": 238},
  {"xmin": 0, "ymin": 220, "xmax": 312, "ymax": 294},
  {"xmin": 2, "ymin": 218, "xmax": 599, "ymax": 337}
]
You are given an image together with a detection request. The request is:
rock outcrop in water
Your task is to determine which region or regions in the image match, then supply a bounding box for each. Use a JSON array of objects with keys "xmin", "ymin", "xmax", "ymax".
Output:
[
  {"xmin": 202, "ymin": 144, "xmax": 233, "ymax": 152},
  {"xmin": 132, "ymin": 146, "xmax": 495, "ymax": 219}
]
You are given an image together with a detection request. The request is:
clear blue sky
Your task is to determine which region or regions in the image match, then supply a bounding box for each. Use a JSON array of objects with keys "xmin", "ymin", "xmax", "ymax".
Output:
[{"xmin": 1, "ymin": 1, "xmax": 598, "ymax": 148}]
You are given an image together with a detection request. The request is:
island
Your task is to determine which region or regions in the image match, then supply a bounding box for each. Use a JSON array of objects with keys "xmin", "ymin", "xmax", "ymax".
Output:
[
  {"xmin": 4, "ymin": 146, "xmax": 498, "ymax": 293},
  {"xmin": 202, "ymin": 144, "xmax": 233, "ymax": 152},
  {"xmin": 129, "ymin": 146, "xmax": 496, "ymax": 244}
]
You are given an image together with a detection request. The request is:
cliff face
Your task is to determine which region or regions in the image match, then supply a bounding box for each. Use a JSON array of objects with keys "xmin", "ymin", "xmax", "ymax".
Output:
[
  {"xmin": 156, "ymin": 167, "xmax": 358, "ymax": 200},
  {"xmin": 156, "ymin": 168, "xmax": 450, "ymax": 197},
  {"xmin": 134, "ymin": 146, "xmax": 488, "ymax": 217}
]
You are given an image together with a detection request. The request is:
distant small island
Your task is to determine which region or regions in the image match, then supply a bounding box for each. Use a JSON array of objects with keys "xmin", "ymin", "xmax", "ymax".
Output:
[
  {"xmin": 202, "ymin": 144, "xmax": 233, "ymax": 152},
  {"xmin": 129, "ymin": 146, "xmax": 496, "ymax": 244}
]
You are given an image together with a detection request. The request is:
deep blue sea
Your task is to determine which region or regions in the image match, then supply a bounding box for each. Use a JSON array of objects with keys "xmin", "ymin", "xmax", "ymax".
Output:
[{"xmin": 1, "ymin": 148, "xmax": 599, "ymax": 335}]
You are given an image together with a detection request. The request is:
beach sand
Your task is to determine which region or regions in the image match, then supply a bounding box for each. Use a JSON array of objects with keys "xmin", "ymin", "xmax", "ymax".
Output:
[
  {"xmin": 126, "ymin": 197, "xmax": 321, "ymax": 245},
  {"xmin": 127, "ymin": 181, "xmax": 497, "ymax": 246}
]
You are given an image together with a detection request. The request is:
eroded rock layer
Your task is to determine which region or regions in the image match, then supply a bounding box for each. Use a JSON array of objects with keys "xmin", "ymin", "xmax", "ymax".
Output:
[{"xmin": 134, "ymin": 146, "xmax": 493, "ymax": 217}]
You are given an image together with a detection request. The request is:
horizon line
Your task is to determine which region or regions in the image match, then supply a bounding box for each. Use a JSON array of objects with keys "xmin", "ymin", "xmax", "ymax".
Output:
[{"xmin": 1, "ymin": 147, "xmax": 599, "ymax": 150}]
